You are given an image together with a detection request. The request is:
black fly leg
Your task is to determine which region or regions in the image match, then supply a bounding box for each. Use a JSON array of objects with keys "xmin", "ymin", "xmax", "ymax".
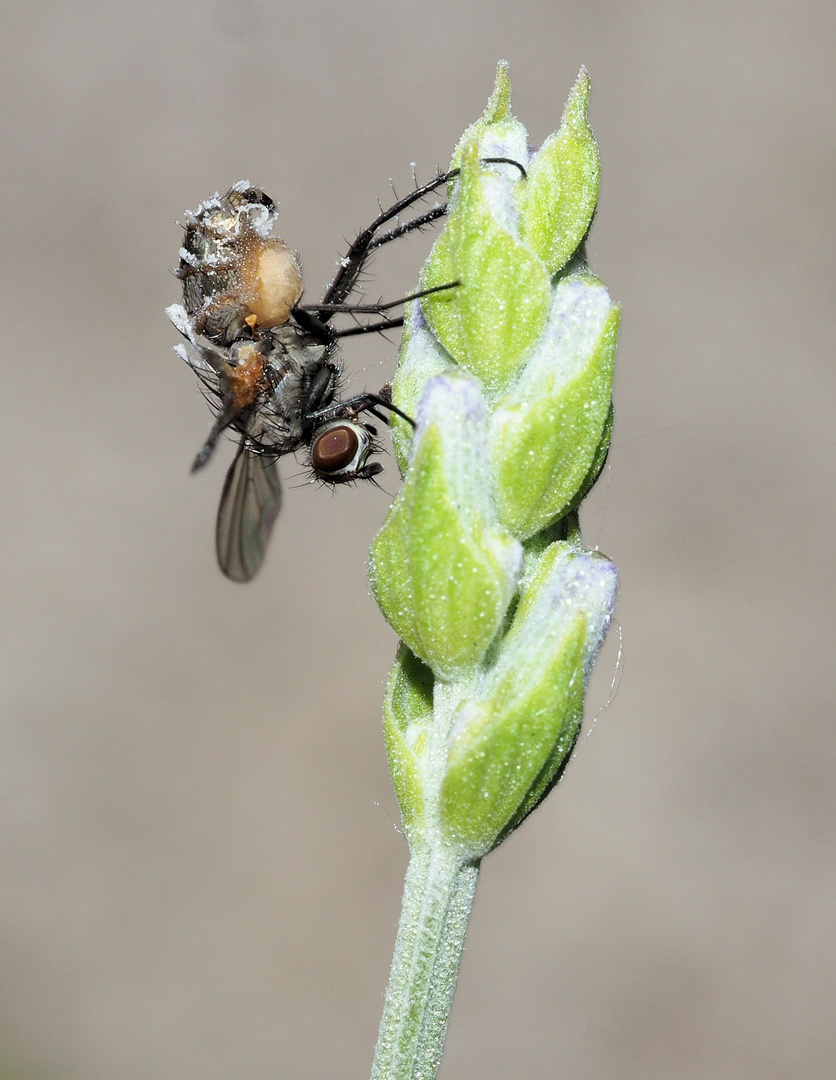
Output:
[
  {"xmin": 319, "ymin": 171, "xmax": 459, "ymax": 313},
  {"xmin": 307, "ymin": 391, "xmax": 417, "ymax": 431},
  {"xmin": 315, "ymin": 156, "xmax": 527, "ymax": 318},
  {"xmin": 190, "ymin": 400, "xmax": 241, "ymax": 471},
  {"xmin": 331, "ymin": 315, "xmax": 405, "ymax": 340},
  {"xmin": 362, "ymin": 159, "xmax": 527, "ymax": 253},
  {"xmin": 290, "ymin": 299, "xmax": 411, "ymax": 349},
  {"xmin": 367, "ymin": 205, "xmax": 448, "ymax": 251},
  {"xmin": 291, "ymin": 305, "xmax": 337, "ymax": 343},
  {"xmin": 298, "ymin": 280, "xmax": 459, "ymax": 321}
]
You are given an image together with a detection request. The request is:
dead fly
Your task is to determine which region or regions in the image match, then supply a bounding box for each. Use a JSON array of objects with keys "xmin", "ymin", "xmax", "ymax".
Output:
[{"xmin": 167, "ymin": 164, "xmax": 522, "ymax": 582}]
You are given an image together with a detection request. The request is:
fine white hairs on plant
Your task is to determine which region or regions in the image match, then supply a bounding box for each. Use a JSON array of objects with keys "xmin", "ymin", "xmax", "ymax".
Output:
[{"xmin": 366, "ymin": 61, "xmax": 619, "ymax": 1080}]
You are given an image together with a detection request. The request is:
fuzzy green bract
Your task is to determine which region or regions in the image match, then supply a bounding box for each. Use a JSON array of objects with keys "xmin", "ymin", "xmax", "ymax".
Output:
[
  {"xmin": 420, "ymin": 143, "xmax": 551, "ymax": 395},
  {"xmin": 516, "ymin": 69, "xmax": 600, "ymax": 274},
  {"xmin": 369, "ymin": 375, "xmax": 522, "ymax": 682},
  {"xmin": 370, "ymin": 62, "xmax": 619, "ymax": 861},
  {"xmin": 490, "ymin": 272, "xmax": 620, "ymax": 537}
]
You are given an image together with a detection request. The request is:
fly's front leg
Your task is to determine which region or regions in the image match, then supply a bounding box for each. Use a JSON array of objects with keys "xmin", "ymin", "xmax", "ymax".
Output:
[
  {"xmin": 320, "ymin": 156, "xmax": 526, "ymax": 313},
  {"xmin": 307, "ymin": 390, "xmax": 416, "ymax": 430},
  {"xmin": 367, "ymin": 204, "xmax": 448, "ymax": 251},
  {"xmin": 321, "ymin": 171, "xmax": 458, "ymax": 311},
  {"xmin": 298, "ymin": 280, "xmax": 459, "ymax": 321}
]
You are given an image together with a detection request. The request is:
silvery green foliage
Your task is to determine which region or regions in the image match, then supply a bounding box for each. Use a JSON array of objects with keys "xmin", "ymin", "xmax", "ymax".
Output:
[{"xmin": 369, "ymin": 64, "xmax": 619, "ymax": 862}]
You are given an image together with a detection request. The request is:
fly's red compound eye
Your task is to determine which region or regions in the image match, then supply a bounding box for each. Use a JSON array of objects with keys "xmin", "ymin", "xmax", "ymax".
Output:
[
  {"xmin": 310, "ymin": 421, "xmax": 380, "ymax": 481},
  {"xmin": 312, "ymin": 424, "xmax": 360, "ymax": 473}
]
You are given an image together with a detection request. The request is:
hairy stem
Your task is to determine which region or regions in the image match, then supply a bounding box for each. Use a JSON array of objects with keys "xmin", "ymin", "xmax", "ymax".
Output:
[{"xmin": 371, "ymin": 845, "xmax": 479, "ymax": 1080}]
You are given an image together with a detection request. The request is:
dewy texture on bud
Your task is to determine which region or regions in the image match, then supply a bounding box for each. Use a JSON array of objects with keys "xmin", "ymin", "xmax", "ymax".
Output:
[{"xmin": 369, "ymin": 62, "xmax": 619, "ymax": 861}]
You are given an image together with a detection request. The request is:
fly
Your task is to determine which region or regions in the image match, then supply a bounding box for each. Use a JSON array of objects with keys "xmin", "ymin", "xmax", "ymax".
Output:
[{"xmin": 167, "ymin": 163, "xmax": 524, "ymax": 582}]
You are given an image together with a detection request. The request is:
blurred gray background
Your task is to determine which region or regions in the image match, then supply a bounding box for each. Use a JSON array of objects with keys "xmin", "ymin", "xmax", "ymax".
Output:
[{"xmin": 1, "ymin": 1, "xmax": 834, "ymax": 1078}]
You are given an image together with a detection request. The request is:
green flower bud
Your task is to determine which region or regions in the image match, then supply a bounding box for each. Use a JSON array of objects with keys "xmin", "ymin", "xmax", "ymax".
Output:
[
  {"xmin": 373, "ymin": 64, "xmax": 619, "ymax": 869},
  {"xmin": 516, "ymin": 67, "xmax": 601, "ymax": 274},
  {"xmin": 420, "ymin": 142, "xmax": 550, "ymax": 395},
  {"xmin": 369, "ymin": 374, "xmax": 522, "ymax": 681},
  {"xmin": 490, "ymin": 271, "xmax": 620, "ymax": 538},
  {"xmin": 439, "ymin": 543, "xmax": 618, "ymax": 859}
]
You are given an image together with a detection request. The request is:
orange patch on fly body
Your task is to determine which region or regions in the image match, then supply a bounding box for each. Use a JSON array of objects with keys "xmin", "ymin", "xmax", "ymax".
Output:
[{"xmin": 225, "ymin": 343, "xmax": 266, "ymax": 412}]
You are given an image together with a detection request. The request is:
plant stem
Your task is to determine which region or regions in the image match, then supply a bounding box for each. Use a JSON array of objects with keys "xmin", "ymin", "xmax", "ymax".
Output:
[{"xmin": 370, "ymin": 844, "xmax": 480, "ymax": 1080}]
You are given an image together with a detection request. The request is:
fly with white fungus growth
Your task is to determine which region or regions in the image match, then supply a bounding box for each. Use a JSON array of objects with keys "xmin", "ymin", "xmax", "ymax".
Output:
[{"xmin": 167, "ymin": 163, "xmax": 525, "ymax": 582}]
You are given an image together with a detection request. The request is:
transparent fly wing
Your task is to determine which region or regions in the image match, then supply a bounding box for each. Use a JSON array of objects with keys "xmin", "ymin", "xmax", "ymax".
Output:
[{"xmin": 216, "ymin": 440, "xmax": 283, "ymax": 582}]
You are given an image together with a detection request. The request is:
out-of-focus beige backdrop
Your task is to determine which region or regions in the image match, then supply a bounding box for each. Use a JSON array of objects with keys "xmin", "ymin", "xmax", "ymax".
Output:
[{"xmin": 2, "ymin": 1, "xmax": 833, "ymax": 1078}]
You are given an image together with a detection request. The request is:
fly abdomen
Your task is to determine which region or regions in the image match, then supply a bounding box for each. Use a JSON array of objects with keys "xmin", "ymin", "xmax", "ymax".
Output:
[{"xmin": 177, "ymin": 182, "xmax": 303, "ymax": 347}]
